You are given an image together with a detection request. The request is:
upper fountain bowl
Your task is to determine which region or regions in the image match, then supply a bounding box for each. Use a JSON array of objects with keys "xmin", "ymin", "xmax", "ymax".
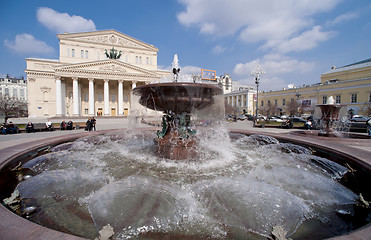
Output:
[{"xmin": 132, "ymin": 82, "xmax": 223, "ymax": 114}]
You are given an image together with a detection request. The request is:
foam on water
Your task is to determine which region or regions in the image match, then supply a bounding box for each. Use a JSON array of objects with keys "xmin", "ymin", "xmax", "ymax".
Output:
[{"xmin": 15, "ymin": 128, "xmax": 359, "ymax": 239}]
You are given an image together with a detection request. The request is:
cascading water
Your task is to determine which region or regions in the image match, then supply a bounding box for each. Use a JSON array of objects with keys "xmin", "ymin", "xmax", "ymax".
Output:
[{"xmin": 11, "ymin": 124, "xmax": 361, "ymax": 239}]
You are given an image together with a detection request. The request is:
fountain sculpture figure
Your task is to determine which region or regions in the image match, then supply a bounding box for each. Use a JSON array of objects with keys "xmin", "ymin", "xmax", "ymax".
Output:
[
  {"xmin": 317, "ymin": 96, "xmax": 344, "ymax": 137},
  {"xmin": 132, "ymin": 57, "xmax": 222, "ymax": 159}
]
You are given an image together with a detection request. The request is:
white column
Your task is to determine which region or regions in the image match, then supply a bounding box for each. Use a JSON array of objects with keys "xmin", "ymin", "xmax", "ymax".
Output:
[
  {"xmin": 88, "ymin": 78, "xmax": 95, "ymax": 116},
  {"xmin": 55, "ymin": 76, "xmax": 63, "ymax": 116},
  {"xmin": 118, "ymin": 80, "xmax": 124, "ymax": 116},
  {"xmin": 227, "ymin": 96, "xmax": 230, "ymax": 105},
  {"xmin": 104, "ymin": 79, "xmax": 110, "ymax": 115},
  {"xmin": 72, "ymin": 77, "xmax": 80, "ymax": 116},
  {"xmin": 231, "ymin": 96, "xmax": 234, "ymax": 107}
]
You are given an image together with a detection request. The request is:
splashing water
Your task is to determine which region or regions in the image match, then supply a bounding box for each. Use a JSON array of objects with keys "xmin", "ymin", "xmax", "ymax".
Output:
[{"xmin": 15, "ymin": 125, "xmax": 358, "ymax": 239}]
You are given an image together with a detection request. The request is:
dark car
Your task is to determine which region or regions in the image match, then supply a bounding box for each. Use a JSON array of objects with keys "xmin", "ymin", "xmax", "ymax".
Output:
[{"xmin": 291, "ymin": 117, "xmax": 307, "ymax": 123}]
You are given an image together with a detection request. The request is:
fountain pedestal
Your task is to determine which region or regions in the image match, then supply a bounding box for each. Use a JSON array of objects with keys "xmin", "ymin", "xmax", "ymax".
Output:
[
  {"xmin": 133, "ymin": 82, "xmax": 222, "ymax": 160},
  {"xmin": 317, "ymin": 97, "xmax": 343, "ymax": 137}
]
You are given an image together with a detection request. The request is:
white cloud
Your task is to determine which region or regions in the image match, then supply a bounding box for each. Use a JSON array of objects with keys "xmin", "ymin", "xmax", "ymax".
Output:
[
  {"xmin": 326, "ymin": 12, "xmax": 358, "ymax": 26},
  {"xmin": 271, "ymin": 26, "xmax": 337, "ymax": 53},
  {"xmin": 212, "ymin": 45, "xmax": 227, "ymax": 54},
  {"xmin": 234, "ymin": 54, "xmax": 315, "ymax": 76},
  {"xmin": 177, "ymin": 0, "xmax": 341, "ymax": 52},
  {"xmin": 4, "ymin": 33, "xmax": 54, "ymax": 55},
  {"xmin": 37, "ymin": 7, "xmax": 96, "ymax": 33},
  {"xmin": 233, "ymin": 54, "xmax": 316, "ymax": 90}
]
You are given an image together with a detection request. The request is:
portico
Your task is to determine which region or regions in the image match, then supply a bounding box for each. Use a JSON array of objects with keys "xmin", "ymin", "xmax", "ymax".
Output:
[{"xmin": 25, "ymin": 30, "xmax": 169, "ymax": 118}]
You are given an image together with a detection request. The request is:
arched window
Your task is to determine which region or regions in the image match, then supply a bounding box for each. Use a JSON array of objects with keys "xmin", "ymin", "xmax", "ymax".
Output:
[
  {"xmin": 72, "ymin": 49, "xmax": 75, "ymax": 57},
  {"xmin": 20, "ymin": 89, "xmax": 24, "ymax": 99},
  {"xmin": 85, "ymin": 50, "xmax": 88, "ymax": 59},
  {"xmin": 13, "ymin": 89, "xmax": 18, "ymax": 99},
  {"xmin": 139, "ymin": 56, "xmax": 142, "ymax": 64},
  {"xmin": 135, "ymin": 56, "xmax": 138, "ymax": 64},
  {"xmin": 5, "ymin": 88, "xmax": 9, "ymax": 97},
  {"xmin": 146, "ymin": 57, "xmax": 149, "ymax": 64},
  {"xmin": 81, "ymin": 50, "xmax": 84, "ymax": 58}
]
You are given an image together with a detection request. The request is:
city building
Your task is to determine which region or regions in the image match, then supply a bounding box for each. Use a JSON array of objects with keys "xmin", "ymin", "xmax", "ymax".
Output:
[
  {"xmin": 224, "ymin": 85, "xmax": 256, "ymax": 115},
  {"xmin": 0, "ymin": 75, "xmax": 27, "ymax": 101},
  {"xmin": 256, "ymin": 58, "xmax": 371, "ymax": 117},
  {"xmin": 25, "ymin": 30, "xmax": 169, "ymax": 118}
]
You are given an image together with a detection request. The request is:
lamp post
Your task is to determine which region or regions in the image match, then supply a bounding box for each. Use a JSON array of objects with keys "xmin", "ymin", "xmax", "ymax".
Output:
[{"xmin": 251, "ymin": 65, "xmax": 265, "ymax": 121}]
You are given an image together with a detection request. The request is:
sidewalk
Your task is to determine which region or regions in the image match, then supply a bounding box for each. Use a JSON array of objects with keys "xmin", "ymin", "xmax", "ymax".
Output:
[{"xmin": 1, "ymin": 118, "xmax": 370, "ymax": 152}]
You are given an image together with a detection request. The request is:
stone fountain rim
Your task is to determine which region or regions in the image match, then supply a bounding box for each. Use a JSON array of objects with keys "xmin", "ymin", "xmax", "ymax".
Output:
[
  {"xmin": 0, "ymin": 128, "xmax": 370, "ymax": 240},
  {"xmin": 132, "ymin": 82, "xmax": 223, "ymax": 93}
]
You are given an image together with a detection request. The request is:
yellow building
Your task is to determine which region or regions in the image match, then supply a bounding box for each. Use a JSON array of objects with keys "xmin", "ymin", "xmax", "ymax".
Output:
[{"xmin": 258, "ymin": 58, "xmax": 371, "ymax": 117}]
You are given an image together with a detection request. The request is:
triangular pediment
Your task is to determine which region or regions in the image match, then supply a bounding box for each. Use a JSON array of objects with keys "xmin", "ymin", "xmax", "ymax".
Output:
[
  {"xmin": 55, "ymin": 60, "xmax": 160, "ymax": 78},
  {"xmin": 58, "ymin": 30, "xmax": 158, "ymax": 52}
]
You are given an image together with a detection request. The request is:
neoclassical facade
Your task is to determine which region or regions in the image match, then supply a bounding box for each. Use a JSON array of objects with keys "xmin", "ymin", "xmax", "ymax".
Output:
[{"xmin": 25, "ymin": 30, "xmax": 169, "ymax": 118}]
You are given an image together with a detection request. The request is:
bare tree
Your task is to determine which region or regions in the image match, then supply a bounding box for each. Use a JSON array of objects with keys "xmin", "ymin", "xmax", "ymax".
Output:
[
  {"xmin": 0, "ymin": 97, "xmax": 28, "ymax": 123},
  {"xmin": 286, "ymin": 100, "xmax": 301, "ymax": 117}
]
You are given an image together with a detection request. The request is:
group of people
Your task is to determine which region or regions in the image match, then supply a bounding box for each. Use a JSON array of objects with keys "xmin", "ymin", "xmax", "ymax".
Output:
[
  {"xmin": 1, "ymin": 122, "xmax": 19, "ymax": 134},
  {"xmin": 85, "ymin": 117, "xmax": 96, "ymax": 131},
  {"xmin": 60, "ymin": 120, "xmax": 74, "ymax": 130}
]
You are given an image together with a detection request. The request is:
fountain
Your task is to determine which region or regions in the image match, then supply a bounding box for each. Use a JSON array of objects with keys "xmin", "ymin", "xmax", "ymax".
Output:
[
  {"xmin": 317, "ymin": 96, "xmax": 344, "ymax": 137},
  {"xmin": 0, "ymin": 57, "xmax": 370, "ymax": 240}
]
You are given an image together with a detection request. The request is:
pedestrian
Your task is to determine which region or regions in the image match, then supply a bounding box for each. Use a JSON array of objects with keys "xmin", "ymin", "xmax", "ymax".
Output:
[
  {"xmin": 45, "ymin": 119, "xmax": 54, "ymax": 131},
  {"xmin": 366, "ymin": 118, "xmax": 371, "ymax": 136},
  {"xmin": 60, "ymin": 121, "xmax": 66, "ymax": 130},
  {"xmin": 86, "ymin": 118, "xmax": 92, "ymax": 131},
  {"xmin": 91, "ymin": 117, "xmax": 96, "ymax": 131},
  {"xmin": 26, "ymin": 122, "xmax": 35, "ymax": 133}
]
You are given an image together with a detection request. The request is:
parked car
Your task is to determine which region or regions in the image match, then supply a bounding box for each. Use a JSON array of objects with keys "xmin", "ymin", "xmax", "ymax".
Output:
[
  {"xmin": 291, "ymin": 117, "xmax": 307, "ymax": 123},
  {"xmin": 267, "ymin": 116, "xmax": 285, "ymax": 123},
  {"xmin": 351, "ymin": 115, "xmax": 369, "ymax": 122},
  {"xmin": 237, "ymin": 114, "xmax": 247, "ymax": 120}
]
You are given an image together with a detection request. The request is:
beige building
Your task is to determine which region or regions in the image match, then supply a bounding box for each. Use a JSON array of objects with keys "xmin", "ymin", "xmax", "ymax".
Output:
[
  {"xmin": 224, "ymin": 86, "xmax": 256, "ymax": 115},
  {"xmin": 25, "ymin": 30, "xmax": 169, "ymax": 118},
  {"xmin": 257, "ymin": 58, "xmax": 371, "ymax": 117}
]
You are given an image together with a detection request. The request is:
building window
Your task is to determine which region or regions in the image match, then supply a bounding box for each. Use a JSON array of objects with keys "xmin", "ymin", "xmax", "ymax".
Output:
[
  {"xmin": 351, "ymin": 94, "xmax": 357, "ymax": 103},
  {"xmin": 335, "ymin": 95, "xmax": 341, "ymax": 104},
  {"xmin": 85, "ymin": 50, "xmax": 88, "ymax": 59},
  {"xmin": 111, "ymin": 94, "xmax": 115, "ymax": 102},
  {"xmin": 5, "ymin": 88, "xmax": 9, "ymax": 97},
  {"xmin": 84, "ymin": 93, "xmax": 88, "ymax": 102},
  {"xmin": 282, "ymin": 99, "xmax": 285, "ymax": 106},
  {"xmin": 135, "ymin": 56, "xmax": 138, "ymax": 64},
  {"xmin": 261, "ymin": 100, "xmax": 264, "ymax": 107},
  {"xmin": 267, "ymin": 100, "xmax": 271, "ymax": 106},
  {"xmin": 20, "ymin": 89, "xmax": 24, "ymax": 100},
  {"xmin": 81, "ymin": 50, "xmax": 84, "ymax": 58},
  {"xmin": 84, "ymin": 108, "xmax": 88, "ymax": 115},
  {"xmin": 72, "ymin": 49, "xmax": 75, "ymax": 57},
  {"xmin": 97, "ymin": 51, "xmax": 100, "ymax": 60},
  {"xmin": 146, "ymin": 57, "xmax": 149, "ymax": 64},
  {"xmin": 274, "ymin": 99, "xmax": 277, "ymax": 105},
  {"xmin": 290, "ymin": 98, "xmax": 294, "ymax": 103},
  {"xmin": 369, "ymin": 93, "xmax": 371, "ymax": 102},
  {"xmin": 322, "ymin": 96, "xmax": 327, "ymax": 104},
  {"xmin": 139, "ymin": 56, "xmax": 142, "ymax": 64},
  {"xmin": 0, "ymin": 87, "xmax": 2, "ymax": 97},
  {"xmin": 98, "ymin": 94, "xmax": 103, "ymax": 102},
  {"xmin": 13, "ymin": 89, "xmax": 17, "ymax": 99}
]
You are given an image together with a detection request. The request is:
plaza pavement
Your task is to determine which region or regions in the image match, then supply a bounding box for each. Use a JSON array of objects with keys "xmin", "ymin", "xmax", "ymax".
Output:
[{"xmin": 0, "ymin": 117, "xmax": 370, "ymax": 152}]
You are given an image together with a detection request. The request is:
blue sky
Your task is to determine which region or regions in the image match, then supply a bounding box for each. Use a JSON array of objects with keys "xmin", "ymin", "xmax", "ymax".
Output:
[{"xmin": 1, "ymin": 0, "xmax": 370, "ymax": 91}]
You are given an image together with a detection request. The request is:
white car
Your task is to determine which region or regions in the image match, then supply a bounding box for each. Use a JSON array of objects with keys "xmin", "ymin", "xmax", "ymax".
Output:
[{"xmin": 351, "ymin": 115, "xmax": 369, "ymax": 122}]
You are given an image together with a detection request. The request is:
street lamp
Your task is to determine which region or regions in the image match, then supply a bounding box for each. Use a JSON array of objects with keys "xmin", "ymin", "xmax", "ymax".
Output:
[{"xmin": 251, "ymin": 65, "xmax": 265, "ymax": 121}]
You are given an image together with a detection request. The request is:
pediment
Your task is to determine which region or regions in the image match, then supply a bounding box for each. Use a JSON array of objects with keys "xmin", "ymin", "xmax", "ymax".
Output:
[
  {"xmin": 58, "ymin": 30, "xmax": 158, "ymax": 51},
  {"xmin": 55, "ymin": 60, "xmax": 159, "ymax": 78}
]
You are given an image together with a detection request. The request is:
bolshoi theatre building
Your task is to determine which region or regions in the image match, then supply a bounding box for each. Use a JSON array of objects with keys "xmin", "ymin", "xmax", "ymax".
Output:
[{"xmin": 25, "ymin": 30, "xmax": 169, "ymax": 118}]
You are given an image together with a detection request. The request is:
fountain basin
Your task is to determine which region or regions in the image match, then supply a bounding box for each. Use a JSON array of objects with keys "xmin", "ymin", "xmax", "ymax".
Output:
[
  {"xmin": 0, "ymin": 129, "xmax": 370, "ymax": 240},
  {"xmin": 132, "ymin": 82, "xmax": 223, "ymax": 114}
]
